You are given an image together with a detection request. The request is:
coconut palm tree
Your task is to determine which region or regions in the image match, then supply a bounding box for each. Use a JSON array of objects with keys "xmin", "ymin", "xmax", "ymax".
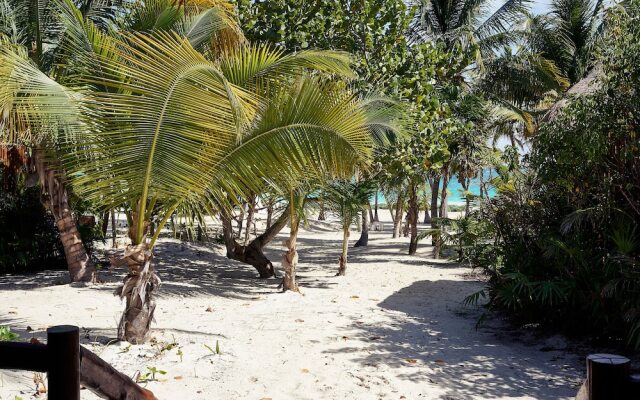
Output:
[
  {"xmin": 0, "ymin": 0, "xmax": 246, "ymax": 282},
  {"xmin": 411, "ymin": 0, "xmax": 530, "ymax": 58},
  {"xmin": 1, "ymin": 4, "xmax": 389, "ymax": 342},
  {"xmin": 323, "ymin": 179, "xmax": 376, "ymax": 276},
  {"xmin": 0, "ymin": 0, "xmax": 103, "ymax": 282}
]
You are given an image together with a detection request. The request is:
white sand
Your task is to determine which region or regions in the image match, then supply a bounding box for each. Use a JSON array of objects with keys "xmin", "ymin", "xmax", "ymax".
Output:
[{"xmin": 0, "ymin": 213, "xmax": 584, "ymax": 399}]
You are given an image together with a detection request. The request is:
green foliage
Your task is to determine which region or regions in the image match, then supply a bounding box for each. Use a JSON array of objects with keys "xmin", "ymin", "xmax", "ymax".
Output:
[
  {"xmin": 460, "ymin": 1, "xmax": 640, "ymax": 349},
  {"xmin": 323, "ymin": 180, "xmax": 376, "ymax": 228},
  {"xmin": 137, "ymin": 366, "xmax": 167, "ymax": 383},
  {"xmin": 235, "ymin": 0, "xmax": 413, "ymax": 94},
  {"xmin": 0, "ymin": 326, "xmax": 20, "ymax": 341}
]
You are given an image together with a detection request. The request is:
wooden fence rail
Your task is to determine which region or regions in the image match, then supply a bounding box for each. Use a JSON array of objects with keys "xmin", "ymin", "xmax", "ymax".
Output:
[
  {"xmin": 0, "ymin": 325, "xmax": 156, "ymax": 400},
  {"xmin": 0, "ymin": 325, "xmax": 79, "ymax": 400}
]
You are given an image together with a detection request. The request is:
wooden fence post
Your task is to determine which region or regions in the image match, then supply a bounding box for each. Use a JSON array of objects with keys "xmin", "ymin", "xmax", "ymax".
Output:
[
  {"xmin": 47, "ymin": 325, "xmax": 80, "ymax": 400},
  {"xmin": 586, "ymin": 354, "xmax": 630, "ymax": 400}
]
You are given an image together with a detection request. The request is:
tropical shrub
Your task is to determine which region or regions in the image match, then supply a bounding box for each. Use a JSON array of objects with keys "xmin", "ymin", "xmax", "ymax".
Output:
[{"xmin": 462, "ymin": 2, "xmax": 640, "ymax": 350}]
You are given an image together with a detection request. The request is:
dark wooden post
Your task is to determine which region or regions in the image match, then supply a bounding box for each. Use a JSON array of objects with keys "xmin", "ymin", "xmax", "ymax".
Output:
[
  {"xmin": 47, "ymin": 325, "xmax": 80, "ymax": 400},
  {"xmin": 586, "ymin": 353, "xmax": 630, "ymax": 400}
]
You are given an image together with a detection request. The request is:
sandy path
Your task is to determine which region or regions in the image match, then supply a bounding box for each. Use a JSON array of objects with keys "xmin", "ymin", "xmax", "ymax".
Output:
[{"xmin": 0, "ymin": 223, "xmax": 583, "ymax": 399}]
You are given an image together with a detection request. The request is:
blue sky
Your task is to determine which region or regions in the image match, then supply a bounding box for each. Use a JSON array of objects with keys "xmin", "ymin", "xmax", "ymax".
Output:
[{"xmin": 488, "ymin": 0, "xmax": 552, "ymax": 16}]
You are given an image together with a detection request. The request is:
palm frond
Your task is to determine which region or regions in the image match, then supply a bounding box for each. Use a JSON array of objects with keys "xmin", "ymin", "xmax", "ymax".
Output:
[{"xmin": 0, "ymin": 42, "xmax": 83, "ymax": 145}]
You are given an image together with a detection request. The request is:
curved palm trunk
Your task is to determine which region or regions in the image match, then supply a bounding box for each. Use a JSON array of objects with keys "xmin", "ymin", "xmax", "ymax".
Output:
[
  {"xmin": 408, "ymin": 184, "xmax": 419, "ymax": 255},
  {"xmin": 337, "ymin": 226, "xmax": 349, "ymax": 276},
  {"xmin": 282, "ymin": 211, "xmax": 300, "ymax": 292},
  {"xmin": 221, "ymin": 205, "xmax": 290, "ymax": 278},
  {"xmin": 35, "ymin": 150, "xmax": 95, "ymax": 282},
  {"xmin": 354, "ymin": 209, "xmax": 368, "ymax": 247}
]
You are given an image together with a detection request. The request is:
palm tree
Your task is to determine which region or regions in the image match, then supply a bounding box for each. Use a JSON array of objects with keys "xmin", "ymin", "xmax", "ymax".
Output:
[
  {"xmin": 411, "ymin": 0, "xmax": 530, "ymax": 57},
  {"xmin": 323, "ymin": 180, "xmax": 376, "ymax": 276},
  {"xmin": 480, "ymin": 0, "xmax": 605, "ymax": 143},
  {"xmin": 1, "ymin": 1, "xmax": 389, "ymax": 341},
  {"xmin": 0, "ymin": 0, "xmax": 103, "ymax": 282}
]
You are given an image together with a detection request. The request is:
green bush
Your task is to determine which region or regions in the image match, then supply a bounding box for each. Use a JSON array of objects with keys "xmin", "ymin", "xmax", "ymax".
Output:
[{"xmin": 461, "ymin": 2, "xmax": 640, "ymax": 350}]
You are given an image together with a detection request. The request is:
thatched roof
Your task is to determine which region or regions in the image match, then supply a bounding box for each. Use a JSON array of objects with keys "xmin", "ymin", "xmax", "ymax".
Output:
[{"xmin": 543, "ymin": 66, "xmax": 602, "ymax": 122}]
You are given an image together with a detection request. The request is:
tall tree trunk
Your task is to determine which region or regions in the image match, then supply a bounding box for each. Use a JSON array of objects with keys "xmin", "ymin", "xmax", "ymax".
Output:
[
  {"xmin": 430, "ymin": 176, "xmax": 440, "ymax": 225},
  {"xmin": 222, "ymin": 205, "xmax": 290, "ymax": 278},
  {"xmin": 402, "ymin": 211, "xmax": 410, "ymax": 237},
  {"xmin": 101, "ymin": 211, "xmax": 109, "ymax": 237},
  {"xmin": 432, "ymin": 172, "xmax": 450, "ymax": 259},
  {"xmin": 367, "ymin": 203, "xmax": 374, "ymax": 224},
  {"xmin": 392, "ymin": 192, "xmax": 404, "ymax": 238},
  {"xmin": 439, "ymin": 172, "xmax": 450, "ymax": 220},
  {"xmin": 282, "ymin": 208, "xmax": 300, "ymax": 292},
  {"xmin": 462, "ymin": 178, "xmax": 470, "ymax": 216},
  {"xmin": 373, "ymin": 192, "xmax": 379, "ymax": 222},
  {"xmin": 423, "ymin": 183, "xmax": 431, "ymax": 224},
  {"xmin": 236, "ymin": 202, "xmax": 245, "ymax": 238},
  {"xmin": 354, "ymin": 209, "xmax": 368, "ymax": 247},
  {"xmin": 337, "ymin": 226, "xmax": 349, "ymax": 276},
  {"xmin": 266, "ymin": 199, "xmax": 274, "ymax": 229},
  {"xmin": 111, "ymin": 209, "xmax": 117, "ymax": 248},
  {"xmin": 114, "ymin": 208, "xmax": 157, "ymax": 344},
  {"xmin": 34, "ymin": 150, "xmax": 95, "ymax": 282},
  {"xmin": 408, "ymin": 184, "xmax": 419, "ymax": 255}
]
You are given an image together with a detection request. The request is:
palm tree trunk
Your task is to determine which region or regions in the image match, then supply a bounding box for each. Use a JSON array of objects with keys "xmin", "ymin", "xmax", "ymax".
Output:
[
  {"xmin": 243, "ymin": 194, "xmax": 256, "ymax": 245},
  {"xmin": 373, "ymin": 192, "xmax": 379, "ymax": 222},
  {"xmin": 439, "ymin": 172, "xmax": 450, "ymax": 219},
  {"xmin": 392, "ymin": 192, "xmax": 404, "ymax": 238},
  {"xmin": 34, "ymin": 150, "xmax": 95, "ymax": 282},
  {"xmin": 266, "ymin": 200, "xmax": 274, "ymax": 229},
  {"xmin": 337, "ymin": 226, "xmax": 349, "ymax": 276},
  {"xmin": 408, "ymin": 184, "xmax": 419, "ymax": 255},
  {"xmin": 462, "ymin": 178, "xmax": 470, "ymax": 216},
  {"xmin": 354, "ymin": 209, "xmax": 368, "ymax": 247},
  {"xmin": 221, "ymin": 205, "xmax": 290, "ymax": 278},
  {"xmin": 114, "ymin": 207, "xmax": 160, "ymax": 344},
  {"xmin": 111, "ymin": 209, "xmax": 117, "ymax": 248},
  {"xmin": 430, "ymin": 176, "xmax": 440, "ymax": 225},
  {"xmin": 282, "ymin": 209, "xmax": 300, "ymax": 292}
]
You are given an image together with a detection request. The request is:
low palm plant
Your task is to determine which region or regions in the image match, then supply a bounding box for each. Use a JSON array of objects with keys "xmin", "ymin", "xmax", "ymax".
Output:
[{"xmin": 323, "ymin": 180, "xmax": 376, "ymax": 276}]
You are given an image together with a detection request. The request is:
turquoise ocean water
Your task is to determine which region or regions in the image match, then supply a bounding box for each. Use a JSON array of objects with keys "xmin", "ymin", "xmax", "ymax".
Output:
[{"xmin": 378, "ymin": 170, "xmax": 497, "ymax": 205}]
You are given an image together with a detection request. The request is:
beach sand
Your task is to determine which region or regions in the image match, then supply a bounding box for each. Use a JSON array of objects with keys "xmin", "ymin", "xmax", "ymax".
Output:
[{"xmin": 0, "ymin": 212, "xmax": 584, "ymax": 399}]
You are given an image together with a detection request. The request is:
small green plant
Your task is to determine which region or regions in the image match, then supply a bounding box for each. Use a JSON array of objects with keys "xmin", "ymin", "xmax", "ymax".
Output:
[
  {"xmin": 176, "ymin": 348, "xmax": 184, "ymax": 362},
  {"xmin": 0, "ymin": 326, "xmax": 19, "ymax": 341},
  {"xmin": 137, "ymin": 366, "xmax": 167, "ymax": 383},
  {"xmin": 204, "ymin": 340, "xmax": 221, "ymax": 355},
  {"xmin": 118, "ymin": 344, "xmax": 131, "ymax": 354}
]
